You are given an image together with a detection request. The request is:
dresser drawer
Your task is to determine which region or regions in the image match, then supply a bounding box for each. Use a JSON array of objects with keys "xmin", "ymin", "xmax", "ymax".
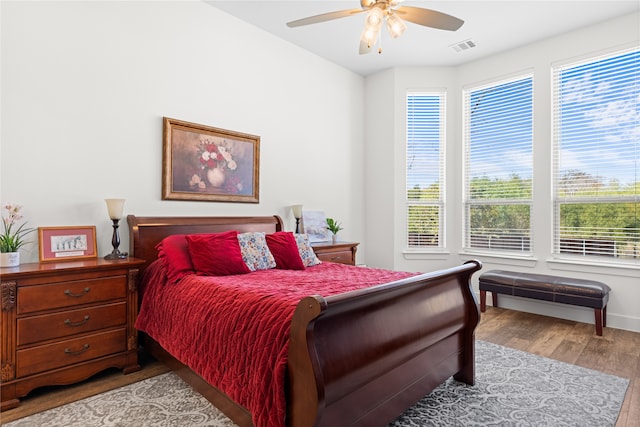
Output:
[
  {"xmin": 16, "ymin": 328, "xmax": 127, "ymax": 378},
  {"xmin": 312, "ymin": 242, "xmax": 358, "ymax": 266},
  {"xmin": 316, "ymin": 250, "xmax": 354, "ymax": 265},
  {"xmin": 17, "ymin": 302, "xmax": 127, "ymax": 347},
  {"xmin": 17, "ymin": 276, "xmax": 127, "ymax": 314}
]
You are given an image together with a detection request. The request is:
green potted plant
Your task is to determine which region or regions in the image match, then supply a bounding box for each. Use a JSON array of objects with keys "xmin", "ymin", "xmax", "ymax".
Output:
[
  {"xmin": 1, "ymin": 203, "xmax": 35, "ymax": 267},
  {"xmin": 325, "ymin": 217, "xmax": 343, "ymax": 243}
]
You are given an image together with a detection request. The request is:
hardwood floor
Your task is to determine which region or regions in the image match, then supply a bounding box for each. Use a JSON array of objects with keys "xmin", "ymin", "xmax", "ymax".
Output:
[{"xmin": 1, "ymin": 307, "xmax": 638, "ymax": 426}]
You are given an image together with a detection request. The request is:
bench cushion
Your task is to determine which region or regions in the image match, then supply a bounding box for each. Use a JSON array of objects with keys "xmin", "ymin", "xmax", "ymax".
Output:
[{"xmin": 479, "ymin": 270, "xmax": 610, "ymax": 309}]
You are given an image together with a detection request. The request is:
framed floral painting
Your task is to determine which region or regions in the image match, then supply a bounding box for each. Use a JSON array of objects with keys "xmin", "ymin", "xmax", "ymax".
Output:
[{"xmin": 162, "ymin": 117, "xmax": 260, "ymax": 203}]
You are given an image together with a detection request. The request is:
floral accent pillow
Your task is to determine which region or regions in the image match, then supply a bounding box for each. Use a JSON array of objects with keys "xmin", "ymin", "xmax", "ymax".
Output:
[
  {"xmin": 294, "ymin": 233, "xmax": 321, "ymax": 267},
  {"xmin": 237, "ymin": 232, "xmax": 277, "ymax": 271}
]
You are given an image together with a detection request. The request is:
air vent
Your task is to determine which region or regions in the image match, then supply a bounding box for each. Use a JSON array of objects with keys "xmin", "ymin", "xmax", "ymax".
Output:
[{"xmin": 450, "ymin": 39, "xmax": 477, "ymax": 53}]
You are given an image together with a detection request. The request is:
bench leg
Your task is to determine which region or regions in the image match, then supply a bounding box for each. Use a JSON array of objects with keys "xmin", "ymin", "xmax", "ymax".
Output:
[
  {"xmin": 479, "ymin": 290, "xmax": 499, "ymax": 312},
  {"xmin": 595, "ymin": 308, "xmax": 604, "ymax": 336}
]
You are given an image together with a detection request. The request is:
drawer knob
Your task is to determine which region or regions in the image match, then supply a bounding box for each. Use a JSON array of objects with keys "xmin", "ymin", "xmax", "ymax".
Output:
[
  {"xmin": 64, "ymin": 344, "xmax": 90, "ymax": 355},
  {"xmin": 64, "ymin": 315, "xmax": 90, "ymax": 327},
  {"xmin": 64, "ymin": 287, "xmax": 90, "ymax": 297}
]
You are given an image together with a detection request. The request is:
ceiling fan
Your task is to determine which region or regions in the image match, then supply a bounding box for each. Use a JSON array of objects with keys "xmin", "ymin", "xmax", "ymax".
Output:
[{"xmin": 286, "ymin": 0, "xmax": 464, "ymax": 54}]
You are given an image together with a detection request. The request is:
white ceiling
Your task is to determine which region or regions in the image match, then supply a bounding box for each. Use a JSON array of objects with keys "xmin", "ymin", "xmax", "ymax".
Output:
[{"xmin": 207, "ymin": 0, "xmax": 640, "ymax": 76}]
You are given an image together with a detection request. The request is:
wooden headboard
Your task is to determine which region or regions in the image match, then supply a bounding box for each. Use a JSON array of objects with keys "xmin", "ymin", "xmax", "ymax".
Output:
[{"xmin": 127, "ymin": 215, "xmax": 284, "ymax": 272}]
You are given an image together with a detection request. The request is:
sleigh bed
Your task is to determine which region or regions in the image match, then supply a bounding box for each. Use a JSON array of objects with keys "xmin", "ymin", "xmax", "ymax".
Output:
[{"xmin": 127, "ymin": 214, "xmax": 482, "ymax": 427}]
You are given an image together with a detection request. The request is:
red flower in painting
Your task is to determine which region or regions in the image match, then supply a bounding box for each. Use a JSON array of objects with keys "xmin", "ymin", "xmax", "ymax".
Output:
[
  {"xmin": 199, "ymin": 143, "xmax": 220, "ymax": 169},
  {"xmin": 191, "ymin": 136, "xmax": 241, "ymax": 193}
]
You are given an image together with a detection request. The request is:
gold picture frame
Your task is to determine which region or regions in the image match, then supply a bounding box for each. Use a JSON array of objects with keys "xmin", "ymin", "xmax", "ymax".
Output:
[
  {"xmin": 38, "ymin": 226, "xmax": 98, "ymax": 262},
  {"xmin": 162, "ymin": 117, "xmax": 260, "ymax": 203}
]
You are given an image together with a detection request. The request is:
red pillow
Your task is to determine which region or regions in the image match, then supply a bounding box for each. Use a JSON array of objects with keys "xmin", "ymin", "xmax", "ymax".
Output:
[
  {"xmin": 186, "ymin": 231, "xmax": 251, "ymax": 276},
  {"xmin": 155, "ymin": 234, "xmax": 195, "ymax": 284},
  {"xmin": 266, "ymin": 232, "xmax": 305, "ymax": 270}
]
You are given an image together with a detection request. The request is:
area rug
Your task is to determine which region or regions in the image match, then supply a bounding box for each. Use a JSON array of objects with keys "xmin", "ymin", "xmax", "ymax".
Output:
[{"xmin": 2, "ymin": 341, "xmax": 629, "ymax": 427}]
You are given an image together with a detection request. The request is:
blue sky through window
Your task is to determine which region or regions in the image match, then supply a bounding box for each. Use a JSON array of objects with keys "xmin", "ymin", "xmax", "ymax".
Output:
[
  {"xmin": 406, "ymin": 94, "xmax": 443, "ymax": 194},
  {"xmin": 557, "ymin": 49, "xmax": 639, "ymax": 188},
  {"xmin": 467, "ymin": 75, "xmax": 533, "ymax": 200}
]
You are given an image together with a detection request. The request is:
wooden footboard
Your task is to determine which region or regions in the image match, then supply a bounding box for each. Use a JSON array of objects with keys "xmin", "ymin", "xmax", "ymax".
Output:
[{"xmin": 287, "ymin": 260, "xmax": 482, "ymax": 426}]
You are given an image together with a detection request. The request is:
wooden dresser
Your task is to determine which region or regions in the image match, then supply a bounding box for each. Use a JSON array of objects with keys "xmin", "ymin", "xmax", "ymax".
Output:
[
  {"xmin": 312, "ymin": 241, "xmax": 359, "ymax": 265},
  {"xmin": 0, "ymin": 258, "xmax": 144, "ymax": 411}
]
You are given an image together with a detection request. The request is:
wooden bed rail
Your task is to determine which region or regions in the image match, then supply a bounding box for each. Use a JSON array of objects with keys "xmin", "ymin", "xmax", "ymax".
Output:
[{"xmin": 287, "ymin": 260, "xmax": 482, "ymax": 426}]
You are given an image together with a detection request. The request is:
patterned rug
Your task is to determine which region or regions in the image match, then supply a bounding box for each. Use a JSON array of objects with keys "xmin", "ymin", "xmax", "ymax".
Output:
[{"xmin": 3, "ymin": 341, "xmax": 629, "ymax": 427}]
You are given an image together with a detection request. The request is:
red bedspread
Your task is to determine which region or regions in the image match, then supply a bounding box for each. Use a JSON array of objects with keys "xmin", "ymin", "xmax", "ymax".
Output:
[{"xmin": 135, "ymin": 261, "xmax": 416, "ymax": 427}]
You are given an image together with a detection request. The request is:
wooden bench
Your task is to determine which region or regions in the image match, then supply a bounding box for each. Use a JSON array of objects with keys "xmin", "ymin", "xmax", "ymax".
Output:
[{"xmin": 479, "ymin": 270, "xmax": 611, "ymax": 336}]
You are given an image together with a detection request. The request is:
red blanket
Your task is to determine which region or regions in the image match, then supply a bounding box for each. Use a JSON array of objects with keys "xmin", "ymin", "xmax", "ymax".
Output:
[{"xmin": 135, "ymin": 261, "xmax": 416, "ymax": 427}]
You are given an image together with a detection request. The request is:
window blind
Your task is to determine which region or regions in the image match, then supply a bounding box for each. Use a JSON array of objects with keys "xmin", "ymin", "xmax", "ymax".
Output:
[
  {"xmin": 463, "ymin": 75, "xmax": 533, "ymax": 252},
  {"xmin": 553, "ymin": 47, "xmax": 639, "ymax": 260},
  {"xmin": 406, "ymin": 93, "xmax": 445, "ymax": 248}
]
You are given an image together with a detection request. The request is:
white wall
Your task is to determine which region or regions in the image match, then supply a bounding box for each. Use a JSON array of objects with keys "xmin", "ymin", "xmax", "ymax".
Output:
[
  {"xmin": 363, "ymin": 69, "xmax": 396, "ymax": 269},
  {"xmin": 1, "ymin": 1, "xmax": 364, "ymax": 262},
  {"xmin": 364, "ymin": 12, "xmax": 640, "ymax": 332}
]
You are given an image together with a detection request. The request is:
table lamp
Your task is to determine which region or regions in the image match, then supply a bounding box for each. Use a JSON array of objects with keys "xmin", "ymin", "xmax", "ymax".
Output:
[
  {"xmin": 291, "ymin": 204, "xmax": 303, "ymax": 234},
  {"xmin": 104, "ymin": 198, "xmax": 128, "ymax": 260}
]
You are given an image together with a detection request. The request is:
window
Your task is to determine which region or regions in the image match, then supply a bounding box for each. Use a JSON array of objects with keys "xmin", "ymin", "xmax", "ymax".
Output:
[
  {"xmin": 406, "ymin": 93, "xmax": 445, "ymax": 249},
  {"xmin": 553, "ymin": 48, "xmax": 639, "ymax": 261},
  {"xmin": 463, "ymin": 75, "xmax": 533, "ymax": 253}
]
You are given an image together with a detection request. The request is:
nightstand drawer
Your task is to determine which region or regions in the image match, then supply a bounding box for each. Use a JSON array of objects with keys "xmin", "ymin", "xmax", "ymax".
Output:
[
  {"xmin": 316, "ymin": 250, "xmax": 354, "ymax": 264},
  {"xmin": 17, "ymin": 302, "xmax": 127, "ymax": 346},
  {"xmin": 311, "ymin": 241, "xmax": 358, "ymax": 266},
  {"xmin": 17, "ymin": 276, "xmax": 127, "ymax": 314},
  {"xmin": 16, "ymin": 328, "xmax": 127, "ymax": 377}
]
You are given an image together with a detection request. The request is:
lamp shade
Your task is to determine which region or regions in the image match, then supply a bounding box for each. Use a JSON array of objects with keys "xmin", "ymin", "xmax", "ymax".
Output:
[
  {"xmin": 105, "ymin": 198, "xmax": 126, "ymax": 220},
  {"xmin": 386, "ymin": 13, "xmax": 407, "ymax": 38},
  {"xmin": 361, "ymin": 8, "xmax": 383, "ymax": 47},
  {"xmin": 291, "ymin": 204, "xmax": 303, "ymax": 219}
]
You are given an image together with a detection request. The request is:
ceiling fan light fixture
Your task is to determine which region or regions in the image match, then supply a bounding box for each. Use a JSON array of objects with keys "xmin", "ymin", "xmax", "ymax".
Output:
[
  {"xmin": 365, "ymin": 7, "xmax": 383, "ymax": 27},
  {"xmin": 385, "ymin": 12, "xmax": 406, "ymax": 38},
  {"xmin": 360, "ymin": 23, "xmax": 381, "ymax": 47},
  {"xmin": 361, "ymin": 8, "xmax": 383, "ymax": 47}
]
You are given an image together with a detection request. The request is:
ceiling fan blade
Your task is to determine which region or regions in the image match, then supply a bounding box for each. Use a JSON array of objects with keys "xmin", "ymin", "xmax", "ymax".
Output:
[
  {"xmin": 395, "ymin": 6, "xmax": 464, "ymax": 31},
  {"xmin": 287, "ymin": 8, "xmax": 365, "ymax": 28}
]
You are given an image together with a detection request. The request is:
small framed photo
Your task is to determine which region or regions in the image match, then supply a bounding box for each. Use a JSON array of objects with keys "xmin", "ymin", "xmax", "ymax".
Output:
[
  {"xmin": 302, "ymin": 211, "xmax": 329, "ymax": 242},
  {"xmin": 38, "ymin": 226, "xmax": 97, "ymax": 262}
]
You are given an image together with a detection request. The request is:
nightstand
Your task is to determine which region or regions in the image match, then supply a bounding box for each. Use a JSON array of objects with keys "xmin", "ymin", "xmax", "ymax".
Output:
[
  {"xmin": 0, "ymin": 258, "xmax": 144, "ymax": 411},
  {"xmin": 312, "ymin": 241, "xmax": 359, "ymax": 266}
]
